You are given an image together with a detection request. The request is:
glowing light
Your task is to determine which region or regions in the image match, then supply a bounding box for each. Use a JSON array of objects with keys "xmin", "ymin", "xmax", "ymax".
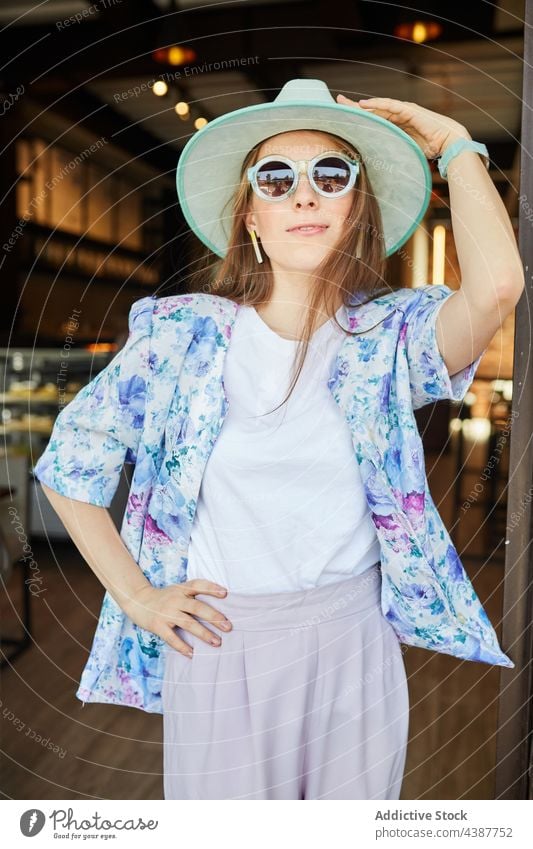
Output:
[
  {"xmin": 462, "ymin": 418, "xmax": 492, "ymax": 442},
  {"xmin": 152, "ymin": 46, "xmax": 197, "ymax": 65},
  {"xmin": 411, "ymin": 226, "xmax": 429, "ymax": 288},
  {"xmin": 432, "ymin": 224, "xmax": 446, "ymax": 285},
  {"xmin": 413, "ymin": 23, "xmax": 428, "ymax": 42},
  {"xmin": 168, "ymin": 46, "xmax": 188, "ymax": 65},
  {"xmin": 86, "ymin": 343, "xmax": 117, "ymax": 353},
  {"xmin": 152, "ymin": 80, "xmax": 168, "ymax": 96},
  {"xmin": 394, "ymin": 21, "xmax": 442, "ymax": 43}
]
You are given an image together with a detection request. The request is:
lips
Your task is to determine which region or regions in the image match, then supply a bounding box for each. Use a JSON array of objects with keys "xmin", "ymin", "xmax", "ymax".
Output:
[{"xmin": 287, "ymin": 224, "xmax": 329, "ymax": 234}]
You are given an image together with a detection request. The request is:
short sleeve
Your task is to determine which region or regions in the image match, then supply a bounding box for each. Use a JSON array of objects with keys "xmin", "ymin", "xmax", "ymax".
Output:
[
  {"xmin": 402, "ymin": 284, "xmax": 486, "ymax": 411},
  {"xmin": 32, "ymin": 296, "xmax": 156, "ymax": 507}
]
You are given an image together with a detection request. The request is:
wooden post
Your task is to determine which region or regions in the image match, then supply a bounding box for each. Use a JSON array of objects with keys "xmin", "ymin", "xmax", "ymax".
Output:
[{"xmin": 494, "ymin": 0, "xmax": 533, "ymax": 800}]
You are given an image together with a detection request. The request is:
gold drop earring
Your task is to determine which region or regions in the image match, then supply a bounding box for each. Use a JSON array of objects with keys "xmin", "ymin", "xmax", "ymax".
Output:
[
  {"xmin": 249, "ymin": 229, "xmax": 263, "ymax": 264},
  {"xmin": 355, "ymin": 229, "xmax": 363, "ymax": 259}
]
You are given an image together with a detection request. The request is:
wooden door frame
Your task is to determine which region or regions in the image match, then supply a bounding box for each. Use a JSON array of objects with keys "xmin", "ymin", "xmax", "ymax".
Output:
[{"xmin": 495, "ymin": 0, "xmax": 533, "ymax": 800}]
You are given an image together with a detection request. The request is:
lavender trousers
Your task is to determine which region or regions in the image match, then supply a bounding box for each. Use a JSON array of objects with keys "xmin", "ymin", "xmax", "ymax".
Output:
[{"xmin": 162, "ymin": 561, "xmax": 409, "ymax": 800}]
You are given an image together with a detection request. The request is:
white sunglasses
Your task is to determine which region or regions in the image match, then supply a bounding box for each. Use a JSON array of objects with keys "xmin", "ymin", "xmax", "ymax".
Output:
[{"xmin": 247, "ymin": 150, "xmax": 361, "ymax": 201}]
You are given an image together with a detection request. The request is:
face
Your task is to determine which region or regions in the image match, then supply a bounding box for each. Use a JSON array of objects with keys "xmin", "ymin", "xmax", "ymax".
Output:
[{"xmin": 244, "ymin": 130, "xmax": 356, "ymax": 275}]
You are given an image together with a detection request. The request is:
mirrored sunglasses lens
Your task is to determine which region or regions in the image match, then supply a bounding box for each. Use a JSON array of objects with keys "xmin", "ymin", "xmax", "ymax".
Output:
[
  {"xmin": 313, "ymin": 157, "xmax": 352, "ymax": 193},
  {"xmin": 256, "ymin": 161, "xmax": 295, "ymax": 197}
]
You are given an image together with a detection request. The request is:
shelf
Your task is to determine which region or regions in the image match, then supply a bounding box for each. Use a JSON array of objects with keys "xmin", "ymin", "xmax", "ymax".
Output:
[{"xmin": 0, "ymin": 392, "xmax": 76, "ymax": 404}]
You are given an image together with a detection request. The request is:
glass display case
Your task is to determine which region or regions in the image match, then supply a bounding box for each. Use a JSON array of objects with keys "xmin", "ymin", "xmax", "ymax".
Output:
[{"xmin": 0, "ymin": 346, "xmax": 130, "ymax": 539}]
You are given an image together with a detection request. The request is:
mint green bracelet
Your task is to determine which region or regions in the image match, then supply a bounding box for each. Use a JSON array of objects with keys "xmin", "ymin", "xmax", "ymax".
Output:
[{"xmin": 437, "ymin": 139, "xmax": 490, "ymax": 180}]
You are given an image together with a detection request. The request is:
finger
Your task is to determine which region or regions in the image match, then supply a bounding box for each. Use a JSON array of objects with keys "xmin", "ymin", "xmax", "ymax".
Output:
[
  {"xmin": 171, "ymin": 613, "xmax": 226, "ymax": 647},
  {"xmin": 183, "ymin": 578, "xmax": 228, "ymax": 598},
  {"xmin": 186, "ymin": 597, "xmax": 232, "ymax": 633},
  {"xmin": 161, "ymin": 623, "xmax": 194, "ymax": 658},
  {"xmin": 336, "ymin": 94, "xmax": 367, "ymax": 108},
  {"xmin": 356, "ymin": 97, "xmax": 407, "ymax": 109},
  {"xmin": 361, "ymin": 99, "xmax": 418, "ymax": 120},
  {"xmin": 338, "ymin": 93, "xmax": 409, "ymax": 112},
  {"xmin": 356, "ymin": 104, "xmax": 400, "ymax": 122}
]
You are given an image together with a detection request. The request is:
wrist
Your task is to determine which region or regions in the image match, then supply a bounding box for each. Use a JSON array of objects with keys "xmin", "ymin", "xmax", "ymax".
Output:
[
  {"xmin": 122, "ymin": 581, "xmax": 154, "ymax": 617},
  {"xmin": 439, "ymin": 128, "xmax": 472, "ymax": 157},
  {"xmin": 436, "ymin": 136, "xmax": 489, "ymax": 181}
]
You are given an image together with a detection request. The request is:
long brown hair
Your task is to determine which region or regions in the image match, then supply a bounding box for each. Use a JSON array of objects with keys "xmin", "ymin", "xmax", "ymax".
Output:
[{"xmin": 183, "ymin": 130, "xmax": 388, "ymax": 415}]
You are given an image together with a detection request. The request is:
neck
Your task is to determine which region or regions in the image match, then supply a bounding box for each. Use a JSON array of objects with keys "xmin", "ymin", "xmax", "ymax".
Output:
[{"xmin": 253, "ymin": 265, "xmax": 342, "ymax": 338}]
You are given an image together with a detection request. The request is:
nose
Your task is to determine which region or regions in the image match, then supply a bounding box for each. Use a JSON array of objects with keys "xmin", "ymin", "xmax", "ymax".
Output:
[{"xmin": 292, "ymin": 172, "xmax": 318, "ymax": 207}]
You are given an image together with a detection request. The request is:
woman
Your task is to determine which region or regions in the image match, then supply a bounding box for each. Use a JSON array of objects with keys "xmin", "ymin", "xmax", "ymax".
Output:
[{"xmin": 34, "ymin": 79, "xmax": 523, "ymax": 801}]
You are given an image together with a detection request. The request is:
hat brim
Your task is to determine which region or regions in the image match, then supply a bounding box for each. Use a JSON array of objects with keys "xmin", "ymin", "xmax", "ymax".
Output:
[{"xmin": 176, "ymin": 100, "xmax": 432, "ymax": 259}]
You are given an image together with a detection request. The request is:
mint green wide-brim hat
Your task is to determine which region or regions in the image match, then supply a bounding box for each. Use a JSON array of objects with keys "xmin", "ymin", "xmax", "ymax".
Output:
[{"xmin": 176, "ymin": 78, "xmax": 432, "ymax": 259}]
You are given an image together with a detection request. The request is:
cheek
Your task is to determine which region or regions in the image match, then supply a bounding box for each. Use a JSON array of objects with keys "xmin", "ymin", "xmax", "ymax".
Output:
[
  {"xmin": 329, "ymin": 198, "xmax": 354, "ymax": 230},
  {"xmin": 256, "ymin": 207, "xmax": 287, "ymax": 241}
]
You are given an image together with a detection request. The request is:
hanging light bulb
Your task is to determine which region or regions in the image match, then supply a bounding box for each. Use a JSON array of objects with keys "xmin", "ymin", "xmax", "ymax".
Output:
[
  {"xmin": 169, "ymin": 46, "xmax": 194, "ymax": 65},
  {"xmin": 152, "ymin": 46, "xmax": 197, "ymax": 65},
  {"xmin": 394, "ymin": 20, "xmax": 442, "ymax": 43}
]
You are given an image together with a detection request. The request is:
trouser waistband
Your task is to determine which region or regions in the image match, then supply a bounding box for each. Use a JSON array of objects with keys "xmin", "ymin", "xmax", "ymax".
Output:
[{"xmin": 194, "ymin": 562, "xmax": 382, "ymax": 632}]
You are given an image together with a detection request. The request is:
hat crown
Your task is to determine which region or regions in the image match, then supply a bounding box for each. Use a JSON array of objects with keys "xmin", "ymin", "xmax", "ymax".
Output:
[{"xmin": 275, "ymin": 78, "xmax": 334, "ymax": 105}]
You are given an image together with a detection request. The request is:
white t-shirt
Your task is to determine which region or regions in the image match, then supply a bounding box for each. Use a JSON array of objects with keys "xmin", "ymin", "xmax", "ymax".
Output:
[{"xmin": 186, "ymin": 302, "xmax": 381, "ymax": 594}]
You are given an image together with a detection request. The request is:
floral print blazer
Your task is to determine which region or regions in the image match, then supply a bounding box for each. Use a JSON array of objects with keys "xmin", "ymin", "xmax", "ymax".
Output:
[{"xmin": 33, "ymin": 283, "xmax": 515, "ymax": 714}]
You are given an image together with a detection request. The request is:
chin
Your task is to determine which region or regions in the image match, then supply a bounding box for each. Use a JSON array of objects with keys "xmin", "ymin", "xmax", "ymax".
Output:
[
  {"xmin": 279, "ymin": 247, "xmax": 330, "ymax": 267},
  {"xmin": 279, "ymin": 261, "xmax": 324, "ymax": 275}
]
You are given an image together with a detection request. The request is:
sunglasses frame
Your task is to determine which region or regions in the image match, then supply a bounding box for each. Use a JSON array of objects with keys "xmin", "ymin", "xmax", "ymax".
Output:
[{"xmin": 247, "ymin": 150, "xmax": 361, "ymax": 201}]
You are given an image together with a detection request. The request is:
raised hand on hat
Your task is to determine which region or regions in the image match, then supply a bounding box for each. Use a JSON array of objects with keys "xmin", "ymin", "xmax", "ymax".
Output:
[
  {"xmin": 335, "ymin": 93, "xmax": 471, "ymax": 160},
  {"xmin": 335, "ymin": 93, "xmax": 525, "ymax": 384}
]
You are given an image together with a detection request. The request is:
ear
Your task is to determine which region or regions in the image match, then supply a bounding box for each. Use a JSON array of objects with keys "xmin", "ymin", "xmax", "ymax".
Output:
[{"xmin": 244, "ymin": 208, "xmax": 257, "ymax": 232}]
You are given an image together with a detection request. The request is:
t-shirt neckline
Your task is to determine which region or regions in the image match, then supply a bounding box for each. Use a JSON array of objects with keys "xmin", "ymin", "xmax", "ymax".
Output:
[{"xmin": 245, "ymin": 303, "xmax": 346, "ymax": 345}]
